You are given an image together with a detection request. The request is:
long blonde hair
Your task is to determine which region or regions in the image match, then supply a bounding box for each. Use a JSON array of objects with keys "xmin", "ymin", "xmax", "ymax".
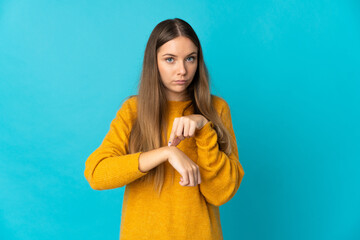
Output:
[{"xmin": 127, "ymin": 18, "xmax": 233, "ymax": 196}]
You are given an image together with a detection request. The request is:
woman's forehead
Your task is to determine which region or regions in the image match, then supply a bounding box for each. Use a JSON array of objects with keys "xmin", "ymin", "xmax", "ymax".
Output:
[{"xmin": 158, "ymin": 37, "xmax": 198, "ymax": 55}]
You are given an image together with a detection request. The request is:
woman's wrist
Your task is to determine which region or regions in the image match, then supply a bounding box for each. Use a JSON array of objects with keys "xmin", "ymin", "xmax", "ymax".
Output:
[
  {"xmin": 198, "ymin": 116, "xmax": 209, "ymax": 130},
  {"xmin": 164, "ymin": 146, "xmax": 176, "ymax": 162}
]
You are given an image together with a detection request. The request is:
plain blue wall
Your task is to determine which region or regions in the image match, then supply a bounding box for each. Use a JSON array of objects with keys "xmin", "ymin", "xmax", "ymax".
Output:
[{"xmin": 1, "ymin": 0, "xmax": 359, "ymax": 239}]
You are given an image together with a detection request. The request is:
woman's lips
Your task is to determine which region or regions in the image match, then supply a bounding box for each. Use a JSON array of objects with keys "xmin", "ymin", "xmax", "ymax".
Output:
[{"xmin": 174, "ymin": 80, "xmax": 187, "ymax": 84}]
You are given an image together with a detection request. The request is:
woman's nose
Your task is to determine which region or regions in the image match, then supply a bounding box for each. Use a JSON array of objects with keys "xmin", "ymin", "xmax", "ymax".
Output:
[{"xmin": 177, "ymin": 61, "xmax": 187, "ymax": 75}]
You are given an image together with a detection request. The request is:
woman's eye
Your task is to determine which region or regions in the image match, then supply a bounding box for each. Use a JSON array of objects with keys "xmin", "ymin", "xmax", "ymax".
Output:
[
  {"xmin": 165, "ymin": 56, "xmax": 195, "ymax": 63},
  {"xmin": 165, "ymin": 58, "xmax": 174, "ymax": 63},
  {"xmin": 187, "ymin": 56, "xmax": 195, "ymax": 62}
]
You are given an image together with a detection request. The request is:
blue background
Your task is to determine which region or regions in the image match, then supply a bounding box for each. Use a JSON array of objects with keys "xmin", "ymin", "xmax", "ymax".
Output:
[{"xmin": 1, "ymin": 0, "xmax": 359, "ymax": 239}]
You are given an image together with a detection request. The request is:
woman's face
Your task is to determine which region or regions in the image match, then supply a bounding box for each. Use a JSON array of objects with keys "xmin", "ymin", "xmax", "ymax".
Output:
[{"xmin": 157, "ymin": 36, "xmax": 198, "ymax": 101}]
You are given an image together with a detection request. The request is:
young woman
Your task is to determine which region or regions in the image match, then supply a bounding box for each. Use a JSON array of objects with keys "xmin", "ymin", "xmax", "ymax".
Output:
[{"xmin": 84, "ymin": 18, "xmax": 245, "ymax": 240}]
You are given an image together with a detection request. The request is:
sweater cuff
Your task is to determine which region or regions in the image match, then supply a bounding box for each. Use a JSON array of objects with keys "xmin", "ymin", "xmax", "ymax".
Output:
[
  {"xmin": 129, "ymin": 151, "xmax": 149, "ymax": 176},
  {"xmin": 194, "ymin": 121, "xmax": 216, "ymax": 145}
]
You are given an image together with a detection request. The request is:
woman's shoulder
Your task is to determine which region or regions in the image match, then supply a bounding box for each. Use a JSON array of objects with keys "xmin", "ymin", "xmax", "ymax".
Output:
[
  {"xmin": 116, "ymin": 95, "xmax": 138, "ymax": 119},
  {"xmin": 120, "ymin": 95, "xmax": 138, "ymax": 108},
  {"xmin": 211, "ymin": 94, "xmax": 230, "ymax": 113},
  {"xmin": 125, "ymin": 94, "xmax": 138, "ymax": 105}
]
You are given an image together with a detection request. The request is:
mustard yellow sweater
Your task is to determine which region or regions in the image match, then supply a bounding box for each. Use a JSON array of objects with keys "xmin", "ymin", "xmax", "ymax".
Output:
[{"xmin": 84, "ymin": 95, "xmax": 245, "ymax": 240}]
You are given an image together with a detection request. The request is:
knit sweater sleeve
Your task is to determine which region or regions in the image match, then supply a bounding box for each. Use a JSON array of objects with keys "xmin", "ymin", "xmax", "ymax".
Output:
[
  {"xmin": 84, "ymin": 97, "xmax": 148, "ymax": 190},
  {"xmin": 195, "ymin": 99, "xmax": 245, "ymax": 206}
]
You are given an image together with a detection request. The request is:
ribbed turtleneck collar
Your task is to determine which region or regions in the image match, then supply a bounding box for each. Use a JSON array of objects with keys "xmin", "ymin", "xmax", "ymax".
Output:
[{"xmin": 166, "ymin": 99, "xmax": 193, "ymax": 112}]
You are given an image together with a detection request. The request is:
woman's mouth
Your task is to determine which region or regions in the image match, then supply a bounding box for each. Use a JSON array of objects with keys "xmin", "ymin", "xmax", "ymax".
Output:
[{"xmin": 174, "ymin": 80, "xmax": 187, "ymax": 84}]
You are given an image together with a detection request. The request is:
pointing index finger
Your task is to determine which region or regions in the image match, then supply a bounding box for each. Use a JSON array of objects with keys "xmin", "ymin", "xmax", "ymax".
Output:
[{"xmin": 168, "ymin": 118, "xmax": 180, "ymax": 146}]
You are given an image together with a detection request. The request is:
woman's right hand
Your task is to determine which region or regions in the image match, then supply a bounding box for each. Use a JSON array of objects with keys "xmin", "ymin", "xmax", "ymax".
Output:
[{"xmin": 167, "ymin": 146, "xmax": 201, "ymax": 187}]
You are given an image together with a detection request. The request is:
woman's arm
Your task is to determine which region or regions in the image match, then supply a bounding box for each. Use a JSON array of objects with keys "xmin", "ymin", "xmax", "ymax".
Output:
[
  {"xmin": 84, "ymin": 97, "xmax": 168, "ymax": 190},
  {"xmin": 195, "ymin": 100, "xmax": 245, "ymax": 206},
  {"xmin": 138, "ymin": 147, "xmax": 169, "ymax": 173}
]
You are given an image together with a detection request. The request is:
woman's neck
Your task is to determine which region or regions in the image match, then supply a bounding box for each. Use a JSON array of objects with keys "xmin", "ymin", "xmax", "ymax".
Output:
[{"xmin": 166, "ymin": 93, "xmax": 191, "ymax": 102}]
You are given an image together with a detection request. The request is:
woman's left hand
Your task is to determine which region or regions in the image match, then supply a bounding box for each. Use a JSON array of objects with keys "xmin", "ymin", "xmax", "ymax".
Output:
[{"xmin": 168, "ymin": 114, "xmax": 209, "ymax": 147}]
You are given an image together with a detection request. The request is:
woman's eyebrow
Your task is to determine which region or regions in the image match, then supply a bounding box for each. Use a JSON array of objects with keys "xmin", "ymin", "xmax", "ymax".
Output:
[{"xmin": 162, "ymin": 51, "xmax": 197, "ymax": 57}]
